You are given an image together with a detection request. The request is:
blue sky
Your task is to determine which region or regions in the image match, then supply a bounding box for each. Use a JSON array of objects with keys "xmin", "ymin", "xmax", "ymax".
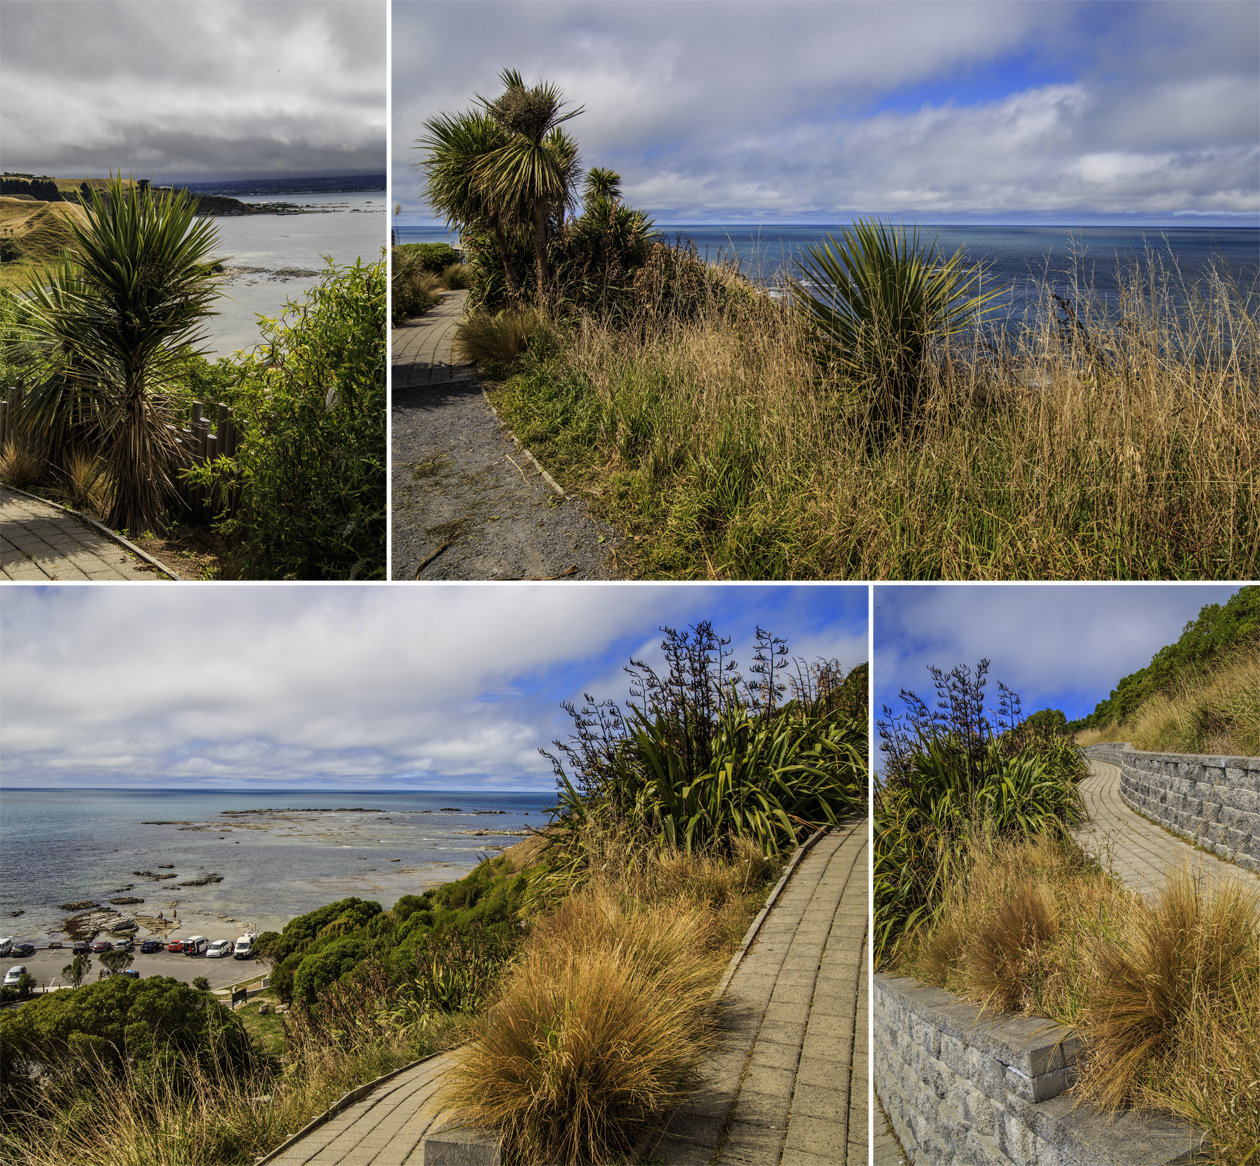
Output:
[
  {"xmin": 393, "ymin": 0, "xmax": 1259, "ymax": 226},
  {"xmin": 873, "ymin": 584, "xmax": 1245, "ymax": 760},
  {"xmin": 0, "ymin": 584, "xmax": 867, "ymax": 792}
]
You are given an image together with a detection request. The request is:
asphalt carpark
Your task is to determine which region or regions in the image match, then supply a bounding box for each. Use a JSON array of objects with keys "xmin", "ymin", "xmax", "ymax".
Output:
[{"xmin": 5, "ymin": 947, "xmax": 266, "ymax": 994}]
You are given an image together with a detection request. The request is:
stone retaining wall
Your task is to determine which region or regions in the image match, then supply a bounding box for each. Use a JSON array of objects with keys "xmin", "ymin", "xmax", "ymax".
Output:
[
  {"xmin": 874, "ymin": 973, "xmax": 1209, "ymax": 1166},
  {"xmin": 1081, "ymin": 743, "xmax": 1260, "ymax": 872}
]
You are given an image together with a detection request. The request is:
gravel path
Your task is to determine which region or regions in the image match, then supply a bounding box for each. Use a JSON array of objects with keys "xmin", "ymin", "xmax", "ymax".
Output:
[
  {"xmin": 1073, "ymin": 758, "xmax": 1259, "ymax": 898},
  {"xmin": 391, "ymin": 290, "xmax": 619, "ymax": 580}
]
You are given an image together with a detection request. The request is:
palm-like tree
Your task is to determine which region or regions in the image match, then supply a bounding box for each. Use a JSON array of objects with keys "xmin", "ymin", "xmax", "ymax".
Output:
[
  {"xmin": 476, "ymin": 69, "xmax": 584, "ymax": 300},
  {"xmin": 15, "ymin": 175, "xmax": 222, "ymax": 533},
  {"xmin": 414, "ymin": 109, "xmax": 522, "ymax": 298}
]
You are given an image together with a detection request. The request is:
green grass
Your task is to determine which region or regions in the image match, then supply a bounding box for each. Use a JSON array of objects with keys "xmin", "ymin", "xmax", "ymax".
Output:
[{"xmin": 486, "ymin": 256, "xmax": 1258, "ymax": 580}]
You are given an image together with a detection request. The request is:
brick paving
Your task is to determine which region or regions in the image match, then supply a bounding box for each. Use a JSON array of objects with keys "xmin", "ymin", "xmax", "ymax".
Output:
[
  {"xmin": 260, "ymin": 822, "xmax": 869, "ymax": 1166},
  {"xmin": 1, "ymin": 487, "xmax": 175, "ymax": 581},
  {"xmin": 1073, "ymin": 758, "xmax": 1259, "ymax": 898},
  {"xmin": 649, "ymin": 820, "xmax": 869, "ymax": 1166}
]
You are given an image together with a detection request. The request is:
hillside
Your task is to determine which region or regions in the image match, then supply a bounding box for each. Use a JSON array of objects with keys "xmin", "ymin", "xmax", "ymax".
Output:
[
  {"xmin": 0, "ymin": 196, "xmax": 91, "ymax": 282},
  {"xmin": 1073, "ymin": 586, "xmax": 1259, "ymax": 756}
]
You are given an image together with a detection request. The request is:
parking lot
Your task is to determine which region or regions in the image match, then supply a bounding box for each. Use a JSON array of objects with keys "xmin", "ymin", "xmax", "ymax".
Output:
[{"xmin": 5, "ymin": 945, "xmax": 264, "ymax": 994}]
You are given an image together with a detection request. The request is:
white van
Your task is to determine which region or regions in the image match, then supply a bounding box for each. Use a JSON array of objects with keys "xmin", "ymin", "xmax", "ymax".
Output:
[
  {"xmin": 182, "ymin": 935, "xmax": 209, "ymax": 956},
  {"xmin": 206, "ymin": 939, "xmax": 233, "ymax": 959},
  {"xmin": 233, "ymin": 933, "xmax": 256, "ymax": 960},
  {"xmin": 0, "ymin": 938, "xmax": 12, "ymax": 958}
]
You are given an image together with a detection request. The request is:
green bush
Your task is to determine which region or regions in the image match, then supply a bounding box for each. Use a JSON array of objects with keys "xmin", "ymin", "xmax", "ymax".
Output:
[
  {"xmin": 453, "ymin": 308, "xmax": 548, "ymax": 378},
  {"xmin": 395, "ymin": 242, "xmax": 460, "ymax": 273},
  {"xmin": 188, "ymin": 257, "xmax": 386, "ymax": 579}
]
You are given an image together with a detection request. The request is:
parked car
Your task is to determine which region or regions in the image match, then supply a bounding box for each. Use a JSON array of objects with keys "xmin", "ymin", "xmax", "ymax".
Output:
[
  {"xmin": 71, "ymin": 941, "xmax": 89, "ymax": 954},
  {"xmin": 121, "ymin": 969, "xmax": 140, "ymax": 978},
  {"xmin": 47, "ymin": 941, "xmax": 64, "ymax": 950},
  {"xmin": 112, "ymin": 938, "xmax": 134, "ymax": 953},
  {"xmin": 3, "ymin": 965, "xmax": 28, "ymax": 986},
  {"xmin": 11, "ymin": 943, "xmax": 36, "ymax": 958},
  {"xmin": 167, "ymin": 938, "xmax": 185, "ymax": 953},
  {"xmin": 182, "ymin": 936, "xmax": 209, "ymax": 956},
  {"xmin": 0, "ymin": 938, "xmax": 12, "ymax": 957},
  {"xmin": 233, "ymin": 933, "xmax": 257, "ymax": 960},
  {"xmin": 206, "ymin": 939, "xmax": 233, "ymax": 959},
  {"xmin": 91, "ymin": 939, "xmax": 114, "ymax": 953},
  {"xmin": 140, "ymin": 939, "xmax": 164, "ymax": 954}
]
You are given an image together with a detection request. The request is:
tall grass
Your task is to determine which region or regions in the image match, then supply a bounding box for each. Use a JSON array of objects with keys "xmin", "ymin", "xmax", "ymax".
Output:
[
  {"xmin": 441, "ymin": 886, "xmax": 726, "ymax": 1166},
  {"xmin": 491, "ymin": 253, "xmax": 1258, "ymax": 579},
  {"xmin": 1076, "ymin": 646, "xmax": 1260, "ymax": 756},
  {"xmin": 897, "ymin": 836, "xmax": 1260, "ymax": 1166}
]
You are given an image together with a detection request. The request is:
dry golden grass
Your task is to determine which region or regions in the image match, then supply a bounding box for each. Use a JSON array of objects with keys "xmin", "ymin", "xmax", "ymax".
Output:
[
  {"xmin": 0, "ymin": 436, "xmax": 45, "ymax": 488},
  {"xmin": 441, "ymin": 887, "xmax": 726, "ymax": 1166},
  {"xmin": 494, "ymin": 258, "xmax": 1259, "ymax": 579},
  {"xmin": 1076, "ymin": 648, "xmax": 1260, "ymax": 757}
]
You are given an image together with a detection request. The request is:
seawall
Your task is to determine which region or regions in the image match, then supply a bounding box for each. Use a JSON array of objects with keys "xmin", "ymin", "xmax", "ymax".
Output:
[{"xmin": 1080, "ymin": 742, "xmax": 1260, "ymax": 872}]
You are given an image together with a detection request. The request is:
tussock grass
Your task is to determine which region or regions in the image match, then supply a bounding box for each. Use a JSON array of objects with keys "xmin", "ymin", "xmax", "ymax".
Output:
[
  {"xmin": 454, "ymin": 308, "xmax": 547, "ymax": 376},
  {"xmin": 0, "ymin": 436, "xmax": 44, "ymax": 488},
  {"xmin": 896, "ymin": 833, "xmax": 1260, "ymax": 1164},
  {"xmin": 492, "ymin": 258, "xmax": 1258, "ymax": 579},
  {"xmin": 1076, "ymin": 647, "xmax": 1260, "ymax": 756},
  {"xmin": 442, "ymin": 887, "xmax": 725, "ymax": 1166}
]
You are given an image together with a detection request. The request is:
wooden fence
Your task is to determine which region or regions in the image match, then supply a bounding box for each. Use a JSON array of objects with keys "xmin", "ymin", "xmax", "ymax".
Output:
[{"xmin": 0, "ymin": 383, "xmax": 240, "ymax": 523}]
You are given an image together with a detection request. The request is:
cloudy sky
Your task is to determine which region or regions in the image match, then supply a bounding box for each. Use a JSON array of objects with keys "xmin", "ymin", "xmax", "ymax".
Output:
[
  {"xmin": 0, "ymin": 584, "xmax": 867, "ymax": 792},
  {"xmin": 0, "ymin": 0, "xmax": 385, "ymax": 183},
  {"xmin": 394, "ymin": 0, "xmax": 1258, "ymax": 226},
  {"xmin": 873, "ymin": 584, "xmax": 1244, "ymax": 755}
]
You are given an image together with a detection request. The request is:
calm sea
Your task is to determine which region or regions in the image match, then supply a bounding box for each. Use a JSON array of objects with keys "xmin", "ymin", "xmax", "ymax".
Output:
[
  {"xmin": 0, "ymin": 787, "xmax": 554, "ymax": 941},
  {"xmin": 395, "ymin": 221, "xmax": 1259, "ymax": 329},
  {"xmin": 205, "ymin": 190, "xmax": 387, "ymax": 358}
]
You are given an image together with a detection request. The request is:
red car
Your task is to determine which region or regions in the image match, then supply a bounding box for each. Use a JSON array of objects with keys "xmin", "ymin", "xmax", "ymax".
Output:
[
  {"xmin": 167, "ymin": 938, "xmax": 185, "ymax": 953},
  {"xmin": 91, "ymin": 939, "xmax": 114, "ymax": 953}
]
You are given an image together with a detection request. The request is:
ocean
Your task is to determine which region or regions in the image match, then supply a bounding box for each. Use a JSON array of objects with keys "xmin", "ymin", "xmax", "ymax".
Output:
[
  {"xmin": 203, "ymin": 189, "xmax": 387, "ymax": 359},
  {"xmin": 0, "ymin": 787, "xmax": 555, "ymax": 943},
  {"xmin": 394, "ymin": 221, "xmax": 1259, "ymax": 330}
]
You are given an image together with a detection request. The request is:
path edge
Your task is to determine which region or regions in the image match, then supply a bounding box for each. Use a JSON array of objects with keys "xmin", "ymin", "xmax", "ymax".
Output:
[
  {"xmin": 481, "ymin": 387, "xmax": 566, "ymax": 499},
  {"xmin": 252, "ymin": 1050, "xmax": 446, "ymax": 1165},
  {"xmin": 3, "ymin": 485, "xmax": 180, "ymax": 581}
]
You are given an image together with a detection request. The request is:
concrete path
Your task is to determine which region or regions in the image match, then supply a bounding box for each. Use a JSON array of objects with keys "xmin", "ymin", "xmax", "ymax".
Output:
[
  {"xmin": 1, "ymin": 486, "xmax": 175, "ymax": 580},
  {"xmin": 649, "ymin": 820, "xmax": 869, "ymax": 1166},
  {"xmin": 264, "ymin": 1053, "xmax": 455, "ymax": 1166},
  {"xmin": 1073, "ymin": 758, "xmax": 1259, "ymax": 898},
  {"xmin": 261, "ymin": 821, "xmax": 869, "ymax": 1166},
  {"xmin": 390, "ymin": 290, "xmax": 618, "ymax": 581}
]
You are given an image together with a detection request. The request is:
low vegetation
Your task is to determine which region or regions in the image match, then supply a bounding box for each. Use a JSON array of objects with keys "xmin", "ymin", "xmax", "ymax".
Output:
[
  {"xmin": 391, "ymin": 241, "xmax": 470, "ymax": 323},
  {"xmin": 1072, "ymin": 586, "xmax": 1259, "ymax": 755},
  {"xmin": 1, "ymin": 623, "xmax": 866, "ymax": 1166}
]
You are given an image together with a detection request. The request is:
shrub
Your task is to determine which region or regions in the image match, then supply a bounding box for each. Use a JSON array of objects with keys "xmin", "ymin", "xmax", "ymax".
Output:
[
  {"xmin": 0, "ymin": 436, "xmax": 44, "ymax": 488},
  {"xmin": 188, "ymin": 257, "xmax": 386, "ymax": 579},
  {"xmin": 441, "ymin": 261, "xmax": 472, "ymax": 290},
  {"xmin": 454, "ymin": 308, "xmax": 547, "ymax": 377},
  {"xmin": 391, "ymin": 247, "xmax": 443, "ymax": 323},
  {"xmin": 790, "ymin": 218, "xmax": 999, "ymax": 433}
]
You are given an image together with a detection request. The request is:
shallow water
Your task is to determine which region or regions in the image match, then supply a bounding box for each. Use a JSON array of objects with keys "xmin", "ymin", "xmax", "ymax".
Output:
[
  {"xmin": 203, "ymin": 190, "xmax": 386, "ymax": 358},
  {"xmin": 0, "ymin": 787, "xmax": 554, "ymax": 940}
]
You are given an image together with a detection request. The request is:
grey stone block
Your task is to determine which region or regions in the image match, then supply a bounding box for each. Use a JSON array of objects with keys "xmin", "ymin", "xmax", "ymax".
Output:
[{"xmin": 422, "ymin": 1126, "xmax": 501, "ymax": 1166}]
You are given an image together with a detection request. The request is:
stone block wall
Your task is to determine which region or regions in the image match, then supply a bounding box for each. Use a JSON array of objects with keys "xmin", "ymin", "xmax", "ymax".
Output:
[
  {"xmin": 1081, "ymin": 743, "xmax": 1260, "ymax": 872},
  {"xmin": 874, "ymin": 973, "xmax": 1210, "ymax": 1166}
]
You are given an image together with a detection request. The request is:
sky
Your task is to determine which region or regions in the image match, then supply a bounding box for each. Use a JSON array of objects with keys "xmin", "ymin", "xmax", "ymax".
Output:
[
  {"xmin": 873, "ymin": 584, "xmax": 1245, "ymax": 757},
  {"xmin": 393, "ymin": 0, "xmax": 1259, "ymax": 227},
  {"xmin": 0, "ymin": 0, "xmax": 386, "ymax": 184},
  {"xmin": 0, "ymin": 584, "xmax": 868, "ymax": 792}
]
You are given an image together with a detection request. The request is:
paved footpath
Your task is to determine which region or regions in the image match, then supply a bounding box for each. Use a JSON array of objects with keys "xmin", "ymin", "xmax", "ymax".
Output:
[
  {"xmin": 1073, "ymin": 758, "xmax": 1259, "ymax": 898},
  {"xmin": 649, "ymin": 820, "xmax": 869, "ymax": 1166},
  {"xmin": 1, "ymin": 487, "xmax": 175, "ymax": 580},
  {"xmin": 391, "ymin": 290, "xmax": 617, "ymax": 581},
  {"xmin": 263, "ymin": 821, "xmax": 868, "ymax": 1166}
]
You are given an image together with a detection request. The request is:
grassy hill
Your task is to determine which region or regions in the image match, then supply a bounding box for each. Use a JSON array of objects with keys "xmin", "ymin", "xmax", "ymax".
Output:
[
  {"xmin": 1073, "ymin": 586, "xmax": 1259, "ymax": 756},
  {"xmin": 0, "ymin": 196, "xmax": 91, "ymax": 286}
]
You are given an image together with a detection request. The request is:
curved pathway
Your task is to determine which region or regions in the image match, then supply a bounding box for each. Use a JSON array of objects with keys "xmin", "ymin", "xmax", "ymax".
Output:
[
  {"xmin": 261, "ymin": 821, "xmax": 869, "ymax": 1166},
  {"xmin": 1073, "ymin": 758, "xmax": 1258, "ymax": 897},
  {"xmin": 1, "ymin": 486, "xmax": 177, "ymax": 580},
  {"xmin": 390, "ymin": 290, "xmax": 619, "ymax": 580}
]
